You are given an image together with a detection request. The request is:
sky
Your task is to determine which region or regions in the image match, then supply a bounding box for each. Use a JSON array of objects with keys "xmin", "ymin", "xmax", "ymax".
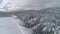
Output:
[
  {"xmin": 10, "ymin": 0, "xmax": 60, "ymax": 10},
  {"xmin": 0, "ymin": 0, "xmax": 60, "ymax": 11}
]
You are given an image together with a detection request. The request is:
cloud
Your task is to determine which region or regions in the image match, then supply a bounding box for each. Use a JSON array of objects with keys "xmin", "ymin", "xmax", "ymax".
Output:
[
  {"xmin": 1, "ymin": 0, "xmax": 60, "ymax": 11},
  {"xmin": 9, "ymin": 0, "xmax": 30, "ymax": 10},
  {"xmin": 22, "ymin": 0, "xmax": 60, "ymax": 10}
]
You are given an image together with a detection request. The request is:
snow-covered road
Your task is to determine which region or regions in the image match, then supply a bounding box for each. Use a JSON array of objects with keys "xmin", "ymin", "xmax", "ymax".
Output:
[
  {"xmin": 0, "ymin": 15, "xmax": 32, "ymax": 34},
  {"xmin": 0, "ymin": 17, "xmax": 23, "ymax": 34}
]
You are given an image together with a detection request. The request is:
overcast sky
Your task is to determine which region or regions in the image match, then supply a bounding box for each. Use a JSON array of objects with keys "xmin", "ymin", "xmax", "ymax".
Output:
[
  {"xmin": 11, "ymin": 0, "xmax": 60, "ymax": 10},
  {"xmin": 0, "ymin": 0, "xmax": 60, "ymax": 11}
]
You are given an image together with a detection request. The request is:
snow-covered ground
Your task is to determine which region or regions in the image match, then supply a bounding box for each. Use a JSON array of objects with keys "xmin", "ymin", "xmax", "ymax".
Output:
[{"xmin": 0, "ymin": 15, "xmax": 32, "ymax": 34}]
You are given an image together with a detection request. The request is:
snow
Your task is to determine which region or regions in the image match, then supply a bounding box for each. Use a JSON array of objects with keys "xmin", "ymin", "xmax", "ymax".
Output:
[
  {"xmin": 0, "ymin": 17, "xmax": 22, "ymax": 34},
  {"xmin": 0, "ymin": 15, "xmax": 32, "ymax": 34}
]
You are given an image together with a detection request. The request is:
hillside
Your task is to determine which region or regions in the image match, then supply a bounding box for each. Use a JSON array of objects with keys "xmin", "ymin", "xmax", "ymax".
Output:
[{"xmin": 11, "ymin": 7, "xmax": 60, "ymax": 34}]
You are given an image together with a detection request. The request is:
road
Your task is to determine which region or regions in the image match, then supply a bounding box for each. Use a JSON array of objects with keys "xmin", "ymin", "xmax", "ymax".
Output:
[
  {"xmin": 0, "ymin": 15, "xmax": 25, "ymax": 34},
  {"xmin": 0, "ymin": 17, "xmax": 22, "ymax": 34},
  {"xmin": 0, "ymin": 15, "xmax": 32, "ymax": 34}
]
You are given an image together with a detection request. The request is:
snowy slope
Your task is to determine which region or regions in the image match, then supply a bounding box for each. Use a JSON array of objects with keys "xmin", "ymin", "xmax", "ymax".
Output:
[{"xmin": 10, "ymin": 7, "xmax": 60, "ymax": 34}]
